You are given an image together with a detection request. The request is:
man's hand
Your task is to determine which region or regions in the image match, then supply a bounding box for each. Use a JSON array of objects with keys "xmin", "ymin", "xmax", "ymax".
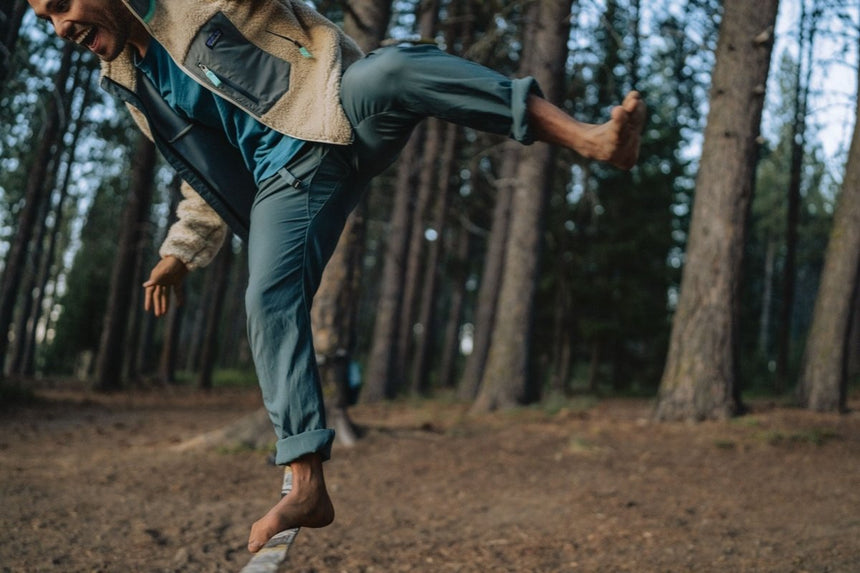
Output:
[{"xmin": 143, "ymin": 255, "xmax": 189, "ymax": 317}]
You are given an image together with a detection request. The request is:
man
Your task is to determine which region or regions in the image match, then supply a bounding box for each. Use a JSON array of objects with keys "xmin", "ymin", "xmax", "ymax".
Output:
[{"xmin": 29, "ymin": 0, "xmax": 646, "ymax": 553}]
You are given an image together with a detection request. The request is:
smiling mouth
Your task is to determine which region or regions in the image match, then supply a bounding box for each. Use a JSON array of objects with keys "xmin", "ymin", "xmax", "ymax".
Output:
[{"xmin": 72, "ymin": 25, "xmax": 98, "ymax": 48}]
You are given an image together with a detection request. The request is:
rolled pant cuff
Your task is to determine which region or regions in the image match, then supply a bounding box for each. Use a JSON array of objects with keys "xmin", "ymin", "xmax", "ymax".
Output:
[
  {"xmin": 510, "ymin": 76, "xmax": 544, "ymax": 145},
  {"xmin": 275, "ymin": 429, "xmax": 335, "ymax": 465}
]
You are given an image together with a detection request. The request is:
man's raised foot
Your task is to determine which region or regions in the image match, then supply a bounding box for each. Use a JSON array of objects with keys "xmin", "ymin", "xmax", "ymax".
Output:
[{"xmin": 528, "ymin": 90, "xmax": 647, "ymax": 171}]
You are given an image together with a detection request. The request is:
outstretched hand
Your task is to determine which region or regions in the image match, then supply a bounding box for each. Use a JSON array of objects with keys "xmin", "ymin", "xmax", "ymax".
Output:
[{"xmin": 143, "ymin": 255, "xmax": 189, "ymax": 317}]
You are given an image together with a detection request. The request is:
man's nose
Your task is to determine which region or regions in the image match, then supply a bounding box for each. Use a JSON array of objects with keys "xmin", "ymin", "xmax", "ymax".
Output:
[{"xmin": 49, "ymin": 17, "xmax": 70, "ymax": 40}]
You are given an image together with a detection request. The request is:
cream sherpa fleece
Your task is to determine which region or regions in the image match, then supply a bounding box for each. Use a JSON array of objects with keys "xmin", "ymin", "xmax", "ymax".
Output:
[{"xmin": 101, "ymin": 0, "xmax": 364, "ymax": 269}]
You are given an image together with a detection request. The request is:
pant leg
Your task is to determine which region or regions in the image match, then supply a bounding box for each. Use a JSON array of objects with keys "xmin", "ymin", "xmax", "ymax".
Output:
[
  {"xmin": 246, "ymin": 144, "xmax": 361, "ymax": 465},
  {"xmin": 340, "ymin": 44, "xmax": 543, "ymax": 179}
]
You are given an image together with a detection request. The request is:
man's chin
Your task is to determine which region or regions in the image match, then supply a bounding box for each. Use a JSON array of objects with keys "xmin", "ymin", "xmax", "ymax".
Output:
[{"xmin": 93, "ymin": 43, "xmax": 125, "ymax": 62}]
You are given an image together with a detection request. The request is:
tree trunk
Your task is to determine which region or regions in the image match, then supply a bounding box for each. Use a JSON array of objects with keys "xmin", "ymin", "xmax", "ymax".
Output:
[
  {"xmin": 472, "ymin": 0, "xmax": 572, "ymax": 412},
  {"xmin": 0, "ymin": 0, "xmax": 26, "ymax": 93},
  {"xmin": 184, "ymin": 279, "xmax": 209, "ymax": 374},
  {"xmin": 399, "ymin": 118, "xmax": 442, "ymax": 390},
  {"xmin": 587, "ymin": 340, "xmax": 601, "ymax": 394},
  {"xmin": 438, "ymin": 223, "xmax": 470, "ymax": 389},
  {"xmin": 393, "ymin": 2, "xmax": 445, "ymax": 392},
  {"xmin": 197, "ymin": 233, "xmax": 233, "ymax": 389},
  {"xmin": 222, "ymin": 245, "xmax": 249, "ymax": 369},
  {"xmin": 157, "ymin": 176, "xmax": 184, "ymax": 384},
  {"xmin": 655, "ymin": 0, "xmax": 780, "ymax": 421},
  {"xmin": 363, "ymin": 0, "xmax": 446, "ymax": 402},
  {"xmin": 0, "ymin": 42, "xmax": 74, "ymax": 377},
  {"xmin": 549, "ymin": 284, "xmax": 574, "ymax": 395},
  {"xmin": 10, "ymin": 168, "xmax": 56, "ymax": 375},
  {"xmin": 796, "ymin": 66, "xmax": 860, "ymax": 413},
  {"xmin": 758, "ymin": 236, "xmax": 777, "ymax": 358},
  {"xmin": 454, "ymin": 0, "xmax": 527, "ymax": 402},
  {"xmin": 775, "ymin": 0, "xmax": 817, "ymax": 392},
  {"xmin": 410, "ymin": 121, "xmax": 458, "ymax": 394},
  {"xmin": 12, "ymin": 55, "xmax": 86, "ymax": 375},
  {"xmin": 457, "ymin": 144, "xmax": 517, "ymax": 400},
  {"xmin": 93, "ymin": 135, "xmax": 157, "ymax": 391},
  {"xmin": 122, "ymin": 211, "xmax": 154, "ymax": 383},
  {"xmin": 20, "ymin": 67, "xmax": 95, "ymax": 376},
  {"xmin": 310, "ymin": 0, "xmax": 392, "ymax": 441},
  {"xmin": 363, "ymin": 133, "xmax": 422, "ymax": 401},
  {"xmin": 848, "ymin": 278, "xmax": 860, "ymax": 381},
  {"xmin": 311, "ymin": 201, "xmax": 365, "ymax": 444},
  {"xmin": 343, "ymin": 0, "xmax": 392, "ymax": 51}
]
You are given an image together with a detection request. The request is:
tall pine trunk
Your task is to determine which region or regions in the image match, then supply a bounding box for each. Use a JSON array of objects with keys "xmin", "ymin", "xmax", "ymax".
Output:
[
  {"xmin": 775, "ymin": 1, "xmax": 817, "ymax": 392},
  {"xmin": 10, "ymin": 173, "xmax": 57, "ymax": 374},
  {"xmin": 0, "ymin": 42, "xmax": 74, "ymax": 376},
  {"xmin": 362, "ymin": 0, "xmax": 442, "ymax": 401},
  {"xmin": 399, "ymin": 117, "xmax": 443, "ymax": 390},
  {"xmin": 796, "ymin": 61, "xmax": 860, "ymax": 413},
  {"xmin": 197, "ymin": 233, "xmax": 233, "ymax": 389},
  {"xmin": 457, "ymin": 145, "xmax": 517, "ymax": 400},
  {"xmin": 156, "ymin": 176, "xmax": 183, "ymax": 384},
  {"xmin": 93, "ymin": 135, "xmax": 157, "ymax": 391},
  {"xmin": 363, "ymin": 135, "xmax": 422, "ymax": 400},
  {"xmin": 655, "ymin": 0, "xmax": 780, "ymax": 420},
  {"xmin": 438, "ymin": 223, "xmax": 470, "ymax": 389},
  {"xmin": 20, "ymin": 68, "xmax": 95, "ymax": 376},
  {"xmin": 310, "ymin": 0, "xmax": 392, "ymax": 440},
  {"xmin": 410, "ymin": 122, "xmax": 458, "ymax": 394},
  {"xmin": 0, "ymin": 0, "xmax": 26, "ymax": 93},
  {"xmin": 472, "ymin": 0, "xmax": 572, "ymax": 412}
]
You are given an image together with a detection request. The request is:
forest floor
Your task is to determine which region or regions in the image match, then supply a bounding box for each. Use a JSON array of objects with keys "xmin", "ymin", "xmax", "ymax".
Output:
[{"xmin": 1, "ymin": 383, "xmax": 859, "ymax": 573}]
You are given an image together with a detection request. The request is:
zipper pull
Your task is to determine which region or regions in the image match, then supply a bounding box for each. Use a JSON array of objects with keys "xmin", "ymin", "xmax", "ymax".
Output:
[
  {"xmin": 198, "ymin": 63, "xmax": 222, "ymax": 87},
  {"xmin": 299, "ymin": 46, "xmax": 313, "ymax": 59}
]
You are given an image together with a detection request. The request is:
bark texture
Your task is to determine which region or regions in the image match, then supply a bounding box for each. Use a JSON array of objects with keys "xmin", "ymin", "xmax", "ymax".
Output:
[
  {"xmin": 157, "ymin": 177, "xmax": 184, "ymax": 384},
  {"xmin": 457, "ymin": 144, "xmax": 517, "ymax": 400},
  {"xmin": 0, "ymin": 43, "xmax": 74, "ymax": 376},
  {"xmin": 311, "ymin": 0, "xmax": 392, "ymax": 438},
  {"xmin": 196, "ymin": 233, "xmax": 233, "ymax": 389},
  {"xmin": 93, "ymin": 135, "xmax": 157, "ymax": 390},
  {"xmin": 363, "ymin": 134, "xmax": 421, "ymax": 401},
  {"xmin": 411, "ymin": 121, "xmax": 458, "ymax": 394},
  {"xmin": 472, "ymin": 0, "xmax": 572, "ymax": 412},
  {"xmin": 655, "ymin": 0, "xmax": 780, "ymax": 420},
  {"xmin": 796, "ymin": 79, "xmax": 860, "ymax": 413}
]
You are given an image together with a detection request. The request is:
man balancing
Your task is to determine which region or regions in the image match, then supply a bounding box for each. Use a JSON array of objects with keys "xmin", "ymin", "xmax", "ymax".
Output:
[{"xmin": 28, "ymin": 0, "xmax": 646, "ymax": 554}]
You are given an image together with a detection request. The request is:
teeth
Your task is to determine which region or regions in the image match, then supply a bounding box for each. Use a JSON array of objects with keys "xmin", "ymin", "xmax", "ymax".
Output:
[{"xmin": 72, "ymin": 26, "xmax": 93, "ymax": 46}]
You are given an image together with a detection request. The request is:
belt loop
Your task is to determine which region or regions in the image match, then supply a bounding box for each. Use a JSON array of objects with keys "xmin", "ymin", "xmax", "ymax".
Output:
[{"xmin": 277, "ymin": 166, "xmax": 304, "ymax": 189}]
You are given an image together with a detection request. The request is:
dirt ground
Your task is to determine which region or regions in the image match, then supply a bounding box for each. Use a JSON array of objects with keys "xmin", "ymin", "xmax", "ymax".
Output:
[{"xmin": 1, "ymin": 385, "xmax": 859, "ymax": 573}]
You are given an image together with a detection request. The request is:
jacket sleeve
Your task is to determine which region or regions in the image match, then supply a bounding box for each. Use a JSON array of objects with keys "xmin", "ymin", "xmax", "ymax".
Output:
[
  {"xmin": 125, "ymin": 104, "xmax": 228, "ymax": 270},
  {"xmin": 159, "ymin": 180, "xmax": 229, "ymax": 270}
]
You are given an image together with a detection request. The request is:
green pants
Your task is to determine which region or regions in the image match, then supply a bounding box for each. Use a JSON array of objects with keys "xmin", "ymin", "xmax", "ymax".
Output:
[{"xmin": 247, "ymin": 44, "xmax": 541, "ymax": 464}]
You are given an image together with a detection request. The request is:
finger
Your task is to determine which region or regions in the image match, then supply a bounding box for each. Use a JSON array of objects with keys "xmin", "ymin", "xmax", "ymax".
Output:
[
  {"xmin": 144, "ymin": 285, "xmax": 153, "ymax": 313},
  {"xmin": 157, "ymin": 286, "xmax": 168, "ymax": 317}
]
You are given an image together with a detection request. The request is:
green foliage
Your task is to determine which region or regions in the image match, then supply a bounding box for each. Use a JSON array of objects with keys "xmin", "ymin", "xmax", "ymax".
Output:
[
  {"xmin": 741, "ymin": 49, "xmax": 835, "ymax": 391},
  {"xmin": 211, "ymin": 368, "xmax": 259, "ymax": 388},
  {"xmin": 534, "ymin": 0, "xmax": 719, "ymax": 394},
  {"xmin": 758, "ymin": 428, "xmax": 840, "ymax": 447},
  {"xmin": 43, "ymin": 179, "xmax": 128, "ymax": 373}
]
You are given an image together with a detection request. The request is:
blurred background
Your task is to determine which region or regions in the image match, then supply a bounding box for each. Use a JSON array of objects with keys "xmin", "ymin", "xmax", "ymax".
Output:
[{"xmin": 0, "ymin": 0, "xmax": 857, "ymax": 421}]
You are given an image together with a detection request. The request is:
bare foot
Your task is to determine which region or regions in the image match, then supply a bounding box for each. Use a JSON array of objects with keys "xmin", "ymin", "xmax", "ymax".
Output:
[
  {"xmin": 528, "ymin": 91, "xmax": 647, "ymax": 170},
  {"xmin": 587, "ymin": 91, "xmax": 647, "ymax": 170},
  {"xmin": 247, "ymin": 454, "xmax": 334, "ymax": 553}
]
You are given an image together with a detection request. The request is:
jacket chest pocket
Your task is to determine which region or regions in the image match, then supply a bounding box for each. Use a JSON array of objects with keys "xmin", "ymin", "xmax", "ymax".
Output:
[{"xmin": 186, "ymin": 12, "xmax": 291, "ymax": 116}]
